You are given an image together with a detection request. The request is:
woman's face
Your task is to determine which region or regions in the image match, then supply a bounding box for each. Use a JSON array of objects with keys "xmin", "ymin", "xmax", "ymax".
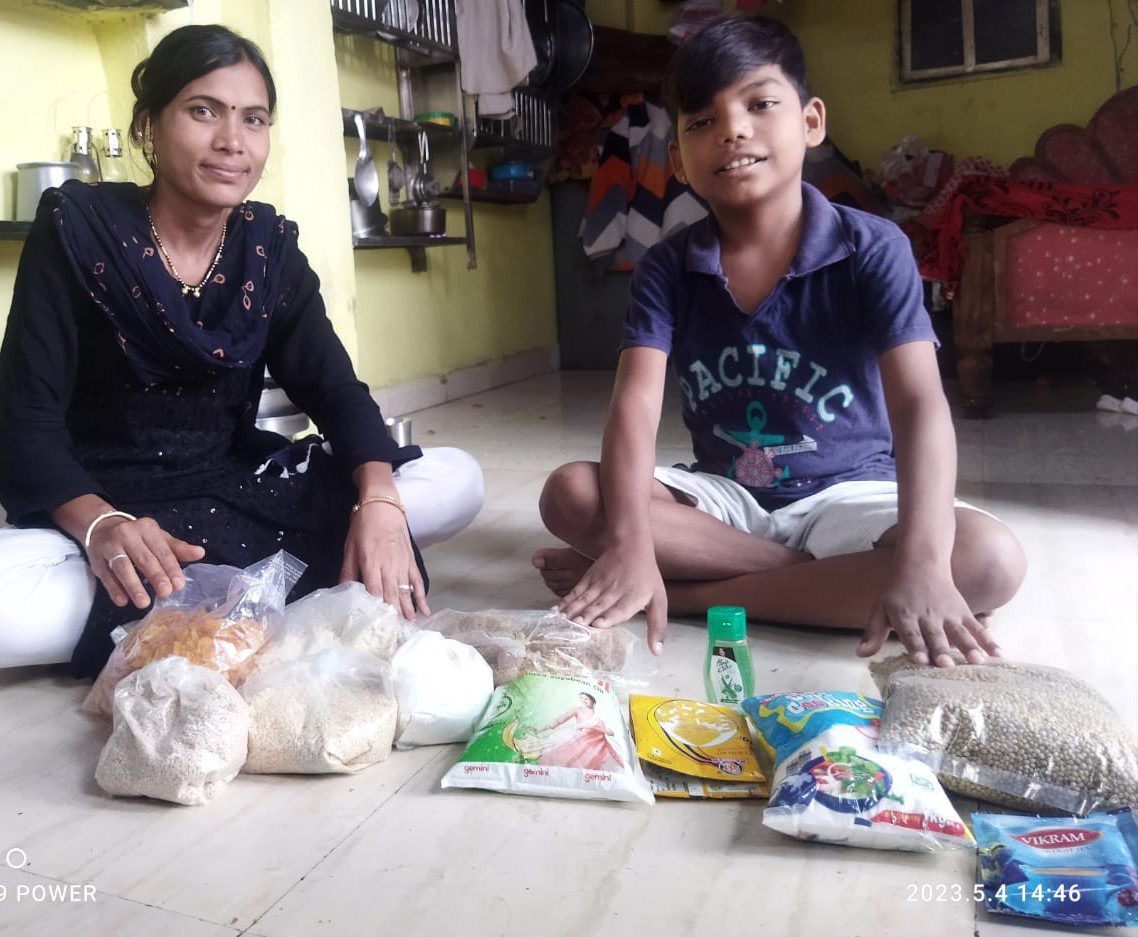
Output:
[
  {"xmin": 579, "ymin": 694, "xmax": 594, "ymax": 708},
  {"xmin": 147, "ymin": 59, "xmax": 272, "ymax": 211}
]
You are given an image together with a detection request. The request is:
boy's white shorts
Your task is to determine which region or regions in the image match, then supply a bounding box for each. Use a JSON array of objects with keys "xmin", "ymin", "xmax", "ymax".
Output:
[{"xmin": 651, "ymin": 469, "xmax": 988, "ymax": 559}]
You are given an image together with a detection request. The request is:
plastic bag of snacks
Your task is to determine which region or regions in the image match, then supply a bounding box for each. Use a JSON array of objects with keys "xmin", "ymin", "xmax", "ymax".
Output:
[
  {"xmin": 870, "ymin": 655, "xmax": 1138, "ymax": 814},
  {"xmin": 743, "ymin": 691, "xmax": 973, "ymax": 852},
  {"xmin": 241, "ymin": 647, "xmax": 397, "ymax": 774},
  {"xmin": 391, "ymin": 630, "xmax": 494, "ymax": 748},
  {"xmin": 424, "ymin": 608, "xmax": 639, "ymax": 688},
  {"xmin": 441, "ymin": 671, "xmax": 653, "ymax": 804},
  {"xmin": 95, "ymin": 657, "xmax": 249, "ymax": 805},
  {"xmin": 253, "ymin": 582, "xmax": 412, "ymax": 675},
  {"xmin": 974, "ymin": 809, "xmax": 1138, "ymax": 927},
  {"xmin": 84, "ymin": 551, "xmax": 305, "ymax": 717}
]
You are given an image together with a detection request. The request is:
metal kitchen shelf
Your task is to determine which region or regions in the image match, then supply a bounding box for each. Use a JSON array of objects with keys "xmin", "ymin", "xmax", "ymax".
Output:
[
  {"xmin": 352, "ymin": 233, "xmax": 467, "ymax": 274},
  {"xmin": 332, "ymin": 0, "xmax": 475, "ymax": 273},
  {"xmin": 341, "ymin": 108, "xmax": 460, "ymax": 145},
  {"xmin": 439, "ymin": 185, "xmax": 542, "ymax": 205},
  {"xmin": 0, "ymin": 222, "xmax": 32, "ymax": 241},
  {"xmin": 330, "ymin": 0, "xmax": 456, "ymax": 65}
]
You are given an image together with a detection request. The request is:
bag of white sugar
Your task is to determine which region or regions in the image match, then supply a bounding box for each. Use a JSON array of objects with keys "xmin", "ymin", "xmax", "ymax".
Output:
[
  {"xmin": 743, "ymin": 691, "xmax": 973, "ymax": 852},
  {"xmin": 241, "ymin": 647, "xmax": 397, "ymax": 774},
  {"xmin": 95, "ymin": 657, "xmax": 249, "ymax": 806},
  {"xmin": 391, "ymin": 630, "xmax": 493, "ymax": 748}
]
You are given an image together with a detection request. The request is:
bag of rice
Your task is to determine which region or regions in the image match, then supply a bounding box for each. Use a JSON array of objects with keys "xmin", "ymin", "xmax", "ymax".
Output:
[
  {"xmin": 743, "ymin": 691, "xmax": 973, "ymax": 852},
  {"xmin": 391, "ymin": 630, "xmax": 494, "ymax": 749},
  {"xmin": 241, "ymin": 647, "xmax": 398, "ymax": 774},
  {"xmin": 870, "ymin": 655, "xmax": 1138, "ymax": 814},
  {"xmin": 424, "ymin": 609, "xmax": 638, "ymax": 688},
  {"xmin": 85, "ymin": 551, "xmax": 305, "ymax": 717},
  {"xmin": 95, "ymin": 657, "xmax": 249, "ymax": 806},
  {"xmin": 253, "ymin": 581, "xmax": 412, "ymax": 675},
  {"xmin": 440, "ymin": 671, "xmax": 653, "ymax": 805}
]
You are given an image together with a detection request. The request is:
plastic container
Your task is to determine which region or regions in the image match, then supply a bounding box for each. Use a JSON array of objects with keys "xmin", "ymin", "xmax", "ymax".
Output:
[{"xmin": 703, "ymin": 606, "xmax": 754, "ymax": 706}]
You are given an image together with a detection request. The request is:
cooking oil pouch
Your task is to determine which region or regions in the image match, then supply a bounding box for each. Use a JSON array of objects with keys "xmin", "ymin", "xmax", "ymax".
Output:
[
  {"xmin": 630, "ymin": 695, "xmax": 767, "ymax": 798},
  {"xmin": 743, "ymin": 691, "xmax": 973, "ymax": 852},
  {"xmin": 974, "ymin": 809, "xmax": 1138, "ymax": 927},
  {"xmin": 440, "ymin": 671, "xmax": 652, "ymax": 805}
]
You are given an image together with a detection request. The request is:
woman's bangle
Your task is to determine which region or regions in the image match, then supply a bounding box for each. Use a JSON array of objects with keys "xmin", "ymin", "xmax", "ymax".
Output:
[
  {"xmin": 352, "ymin": 494, "xmax": 406, "ymax": 517},
  {"xmin": 83, "ymin": 510, "xmax": 138, "ymax": 551}
]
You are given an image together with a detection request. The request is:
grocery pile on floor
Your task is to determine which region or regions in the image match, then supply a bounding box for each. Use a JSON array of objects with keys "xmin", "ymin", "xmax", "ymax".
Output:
[{"xmin": 84, "ymin": 556, "xmax": 1138, "ymax": 929}]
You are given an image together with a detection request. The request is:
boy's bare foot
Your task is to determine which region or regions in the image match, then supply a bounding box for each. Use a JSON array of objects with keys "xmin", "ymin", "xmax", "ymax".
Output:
[{"xmin": 531, "ymin": 547, "xmax": 591, "ymax": 596}]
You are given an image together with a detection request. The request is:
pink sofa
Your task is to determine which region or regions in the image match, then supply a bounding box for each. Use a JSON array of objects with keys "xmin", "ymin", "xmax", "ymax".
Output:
[{"xmin": 953, "ymin": 86, "xmax": 1138, "ymax": 414}]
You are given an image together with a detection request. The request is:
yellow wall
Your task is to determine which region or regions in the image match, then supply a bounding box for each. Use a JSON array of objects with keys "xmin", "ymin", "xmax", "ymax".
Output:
[
  {"xmin": 583, "ymin": 0, "xmax": 1136, "ymax": 170},
  {"xmin": 768, "ymin": 0, "xmax": 1137, "ymax": 169},
  {"xmin": 0, "ymin": 0, "xmax": 556, "ymax": 391}
]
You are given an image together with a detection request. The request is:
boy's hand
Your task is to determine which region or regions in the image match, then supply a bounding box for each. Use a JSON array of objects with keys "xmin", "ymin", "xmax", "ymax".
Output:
[
  {"xmin": 556, "ymin": 541, "xmax": 668, "ymax": 656},
  {"xmin": 856, "ymin": 559, "xmax": 1000, "ymax": 667}
]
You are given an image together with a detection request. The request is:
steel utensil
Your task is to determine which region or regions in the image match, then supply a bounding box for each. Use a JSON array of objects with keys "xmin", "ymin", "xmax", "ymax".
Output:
[{"xmin": 352, "ymin": 112, "xmax": 380, "ymax": 207}]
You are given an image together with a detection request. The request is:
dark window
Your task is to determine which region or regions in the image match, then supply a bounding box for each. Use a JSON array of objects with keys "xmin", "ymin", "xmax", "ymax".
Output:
[{"xmin": 900, "ymin": 0, "xmax": 1060, "ymax": 83}]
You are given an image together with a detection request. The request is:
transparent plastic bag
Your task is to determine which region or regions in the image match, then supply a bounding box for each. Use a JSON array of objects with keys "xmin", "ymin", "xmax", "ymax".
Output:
[
  {"xmin": 241, "ymin": 646, "xmax": 397, "ymax": 774},
  {"xmin": 391, "ymin": 630, "xmax": 494, "ymax": 749},
  {"xmin": 870, "ymin": 655, "xmax": 1138, "ymax": 814},
  {"xmin": 84, "ymin": 551, "xmax": 306, "ymax": 717},
  {"xmin": 95, "ymin": 657, "xmax": 250, "ymax": 806},
  {"xmin": 252, "ymin": 581, "xmax": 412, "ymax": 677},
  {"xmin": 423, "ymin": 608, "xmax": 643, "ymax": 690}
]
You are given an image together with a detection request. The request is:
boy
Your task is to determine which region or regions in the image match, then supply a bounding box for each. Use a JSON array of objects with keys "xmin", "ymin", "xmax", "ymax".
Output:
[{"xmin": 532, "ymin": 15, "xmax": 1025, "ymax": 667}]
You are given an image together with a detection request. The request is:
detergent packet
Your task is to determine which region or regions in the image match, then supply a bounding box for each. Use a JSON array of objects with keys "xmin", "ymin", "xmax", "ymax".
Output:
[
  {"xmin": 743, "ymin": 691, "xmax": 973, "ymax": 852},
  {"xmin": 630, "ymin": 695, "xmax": 768, "ymax": 799},
  {"xmin": 974, "ymin": 809, "xmax": 1138, "ymax": 928},
  {"xmin": 440, "ymin": 671, "xmax": 653, "ymax": 805}
]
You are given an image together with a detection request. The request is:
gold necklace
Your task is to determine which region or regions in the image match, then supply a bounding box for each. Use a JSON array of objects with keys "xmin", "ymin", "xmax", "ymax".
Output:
[{"xmin": 146, "ymin": 206, "xmax": 227, "ymax": 299}]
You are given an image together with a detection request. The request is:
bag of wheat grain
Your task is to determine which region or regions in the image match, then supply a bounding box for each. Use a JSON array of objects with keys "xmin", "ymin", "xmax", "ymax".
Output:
[
  {"xmin": 241, "ymin": 646, "xmax": 397, "ymax": 774},
  {"xmin": 95, "ymin": 657, "xmax": 249, "ymax": 806}
]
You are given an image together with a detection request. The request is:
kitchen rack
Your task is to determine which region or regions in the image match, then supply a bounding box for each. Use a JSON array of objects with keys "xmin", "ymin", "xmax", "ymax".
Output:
[{"xmin": 331, "ymin": 0, "xmax": 476, "ymax": 271}]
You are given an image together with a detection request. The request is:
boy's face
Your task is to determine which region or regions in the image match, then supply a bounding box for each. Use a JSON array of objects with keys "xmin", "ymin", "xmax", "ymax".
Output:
[{"xmin": 669, "ymin": 65, "xmax": 825, "ymax": 211}]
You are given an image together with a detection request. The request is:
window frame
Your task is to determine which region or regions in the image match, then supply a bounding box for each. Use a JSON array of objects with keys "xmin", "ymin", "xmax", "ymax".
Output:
[{"xmin": 899, "ymin": 0, "xmax": 1053, "ymax": 83}]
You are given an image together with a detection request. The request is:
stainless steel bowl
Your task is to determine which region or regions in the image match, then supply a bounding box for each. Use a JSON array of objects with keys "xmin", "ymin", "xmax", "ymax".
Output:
[{"xmin": 389, "ymin": 205, "xmax": 446, "ymax": 236}]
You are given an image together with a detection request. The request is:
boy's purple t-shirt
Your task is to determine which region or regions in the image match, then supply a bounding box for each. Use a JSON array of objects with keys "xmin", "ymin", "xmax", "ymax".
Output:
[{"xmin": 621, "ymin": 183, "xmax": 938, "ymax": 511}]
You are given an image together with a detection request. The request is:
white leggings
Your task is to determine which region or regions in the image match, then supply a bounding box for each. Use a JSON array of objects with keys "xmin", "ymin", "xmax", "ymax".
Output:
[{"xmin": 0, "ymin": 447, "xmax": 483, "ymax": 669}]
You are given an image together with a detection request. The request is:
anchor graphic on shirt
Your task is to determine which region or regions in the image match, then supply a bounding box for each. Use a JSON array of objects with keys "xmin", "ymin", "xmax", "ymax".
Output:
[{"xmin": 713, "ymin": 401, "xmax": 818, "ymax": 488}]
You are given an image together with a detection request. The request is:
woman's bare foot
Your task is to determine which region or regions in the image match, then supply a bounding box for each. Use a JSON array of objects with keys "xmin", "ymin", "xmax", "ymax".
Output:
[{"xmin": 531, "ymin": 547, "xmax": 591, "ymax": 597}]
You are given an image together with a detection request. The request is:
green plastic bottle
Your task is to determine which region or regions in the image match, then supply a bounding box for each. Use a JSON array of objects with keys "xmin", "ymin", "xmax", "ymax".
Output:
[{"xmin": 704, "ymin": 605, "xmax": 755, "ymax": 706}]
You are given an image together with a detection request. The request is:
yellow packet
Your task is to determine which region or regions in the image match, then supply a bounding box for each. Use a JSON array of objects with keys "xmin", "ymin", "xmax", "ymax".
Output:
[
  {"xmin": 630, "ymin": 695, "xmax": 768, "ymax": 798},
  {"xmin": 641, "ymin": 763, "xmax": 769, "ymax": 799}
]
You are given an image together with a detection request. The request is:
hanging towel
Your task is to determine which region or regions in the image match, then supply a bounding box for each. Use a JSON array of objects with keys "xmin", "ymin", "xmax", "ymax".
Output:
[{"xmin": 456, "ymin": 0, "xmax": 538, "ymax": 117}]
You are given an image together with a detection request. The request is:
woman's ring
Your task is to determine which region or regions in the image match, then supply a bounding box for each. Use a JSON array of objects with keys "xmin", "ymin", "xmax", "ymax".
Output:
[
  {"xmin": 108, "ymin": 552, "xmax": 130, "ymax": 568},
  {"xmin": 397, "ymin": 583, "xmax": 413, "ymax": 592}
]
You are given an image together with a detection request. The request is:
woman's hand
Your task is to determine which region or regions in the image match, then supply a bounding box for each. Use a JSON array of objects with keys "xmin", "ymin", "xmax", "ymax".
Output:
[
  {"xmin": 340, "ymin": 501, "xmax": 428, "ymax": 621},
  {"xmin": 857, "ymin": 558, "xmax": 1000, "ymax": 667},
  {"xmin": 88, "ymin": 516, "xmax": 205, "ymax": 609}
]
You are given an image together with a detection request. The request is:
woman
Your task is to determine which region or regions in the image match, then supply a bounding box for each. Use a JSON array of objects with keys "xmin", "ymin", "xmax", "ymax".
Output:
[
  {"xmin": 0, "ymin": 25, "xmax": 483, "ymax": 676},
  {"xmin": 537, "ymin": 692, "xmax": 624, "ymax": 771}
]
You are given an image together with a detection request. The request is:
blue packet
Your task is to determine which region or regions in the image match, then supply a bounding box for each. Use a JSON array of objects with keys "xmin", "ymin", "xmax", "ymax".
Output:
[
  {"xmin": 742, "ymin": 692, "xmax": 972, "ymax": 852},
  {"xmin": 974, "ymin": 809, "xmax": 1138, "ymax": 927}
]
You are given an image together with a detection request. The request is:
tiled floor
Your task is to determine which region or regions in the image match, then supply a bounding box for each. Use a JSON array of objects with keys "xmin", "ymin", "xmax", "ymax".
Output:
[{"xmin": 1, "ymin": 371, "xmax": 1135, "ymax": 937}]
